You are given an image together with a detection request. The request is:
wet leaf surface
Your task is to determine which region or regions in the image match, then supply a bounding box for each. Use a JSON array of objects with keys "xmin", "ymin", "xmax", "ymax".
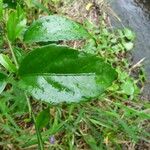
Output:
[
  {"xmin": 18, "ymin": 44, "xmax": 117, "ymax": 104},
  {"xmin": 24, "ymin": 15, "xmax": 90, "ymax": 43}
]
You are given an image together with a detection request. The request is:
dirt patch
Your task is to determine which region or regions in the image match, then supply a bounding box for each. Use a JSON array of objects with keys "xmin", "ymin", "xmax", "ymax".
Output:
[{"xmin": 58, "ymin": 0, "xmax": 106, "ymax": 24}]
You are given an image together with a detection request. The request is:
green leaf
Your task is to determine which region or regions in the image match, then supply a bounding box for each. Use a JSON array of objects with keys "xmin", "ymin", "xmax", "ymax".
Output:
[
  {"xmin": 24, "ymin": 15, "xmax": 90, "ymax": 43},
  {"xmin": 13, "ymin": 47, "xmax": 26, "ymax": 64},
  {"xmin": 36, "ymin": 108, "xmax": 50, "ymax": 130},
  {"xmin": 123, "ymin": 28, "xmax": 135, "ymax": 41},
  {"xmin": 3, "ymin": 0, "xmax": 17, "ymax": 9},
  {"xmin": 7, "ymin": 5, "xmax": 26, "ymax": 42},
  {"xmin": 18, "ymin": 45, "xmax": 117, "ymax": 104},
  {"xmin": 0, "ymin": 0, "xmax": 3, "ymax": 21},
  {"xmin": 7, "ymin": 11, "xmax": 17, "ymax": 42},
  {"xmin": 84, "ymin": 39, "xmax": 97, "ymax": 54},
  {"xmin": 121, "ymin": 80, "xmax": 135, "ymax": 96},
  {"xmin": 122, "ymin": 42, "xmax": 134, "ymax": 51},
  {"xmin": 83, "ymin": 135, "xmax": 100, "ymax": 150},
  {"xmin": 0, "ymin": 72, "xmax": 7, "ymax": 94},
  {"xmin": 0, "ymin": 54, "xmax": 17, "ymax": 72},
  {"xmin": 32, "ymin": 0, "xmax": 51, "ymax": 15}
]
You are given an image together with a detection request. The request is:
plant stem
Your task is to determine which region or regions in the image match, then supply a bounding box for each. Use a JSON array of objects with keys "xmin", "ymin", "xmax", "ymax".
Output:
[
  {"xmin": 6, "ymin": 36, "xmax": 19, "ymax": 69},
  {"xmin": 25, "ymin": 93, "xmax": 32, "ymax": 118},
  {"xmin": 6, "ymin": 23, "xmax": 44, "ymax": 149},
  {"xmin": 32, "ymin": 111, "xmax": 44, "ymax": 150},
  {"xmin": 25, "ymin": 94, "xmax": 44, "ymax": 150}
]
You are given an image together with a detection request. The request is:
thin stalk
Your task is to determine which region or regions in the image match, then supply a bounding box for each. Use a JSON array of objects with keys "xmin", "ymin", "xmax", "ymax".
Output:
[
  {"xmin": 25, "ymin": 94, "xmax": 44, "ymax": 150},
  {"xmin": 25, "ymin": 93, "xmax": 32, "ymax": 119},
  {"xmin": 6, "ymin": 17, "xmax": 43, "ymax": 148},
  {"xmin": 6, "ymin": 36, "xmax": 19, "ymax": 69},
  {"xmin": 7, "ymin": 28, "xmax": 44, "ymax": 149}
]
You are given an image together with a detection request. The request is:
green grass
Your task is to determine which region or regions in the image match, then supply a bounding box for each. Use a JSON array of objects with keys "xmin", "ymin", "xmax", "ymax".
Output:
[{"xmin": 0, "ymin": 0, "xmax": 150, "ymax": 149}]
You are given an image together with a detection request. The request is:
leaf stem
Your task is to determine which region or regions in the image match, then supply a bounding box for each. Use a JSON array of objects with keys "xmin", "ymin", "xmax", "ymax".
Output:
[
  {"xmin": 32, "ymin": 112, "xmax": 44, "ymax": 150},
  {"xmin": 25, "ymin": 93, "xmax": 32, "ymax": 118},
  {"xmin": 6, "ymin": 36, "xmax": 19, "ymax": 69},
  {"xmin": 25, "ymin": 94, "xmax": 44, "ymax": 150},
  {"xmin": 6, "ymin": 19, "xmax": 44, "ymax": 148}
]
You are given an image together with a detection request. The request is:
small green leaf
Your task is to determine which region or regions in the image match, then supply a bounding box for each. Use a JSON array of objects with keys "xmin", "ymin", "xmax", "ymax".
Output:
[
  {"xmin": 7, "ymin": 5, "xmax": 26, "ymax": 42},
  {"xmin": 24, "ymin": 15, "xmax": 90, "ymax": 43},
  {"xmin": 0, "ymin": 54, "xmax": 17, "ymax": 72},
  {"xmin": 121, "ymin": 80, "xmax": 135, "ymax": 96},
  {"xmin": 32, "ymin": 0, "xmax": 51, "ymax": 15},
  {"xmin": 116, "ymin": 68, "xmax": 129, "ymax": 82},
  {"xmin": 83, "ymin": 135, "xmax": 99, "ymax": 150},
  {"xmin": 18, "ymin": 44, "xmax": 117, "ymax": 104},
  {"xmin": 123, "ymin": 42, "xmax": 134, "ymax": 51},
  {"xmin": 0, "ymin": 72, "xmax": 7, "ymax": 94},
  {"xmin": 36, "ymin": 108, "xmax": 50, "ymax": 129},
  {"xmin": 123, "ymin": 28, "xmax": 135, "ymax": 41},
  {"xmin": 0, "ymin": 0, "xmax": 3, "ymax": 20},
  {"xmin": 13, "ymin": 47, "xmax": 26, "ymax": 64},
  {"xmin": 7, "ymin": 11, "xmax": 17, "ymax": 42},
  {"xmin": 84, "ymin": 39, "xmax": 97, "ymax": 54}
]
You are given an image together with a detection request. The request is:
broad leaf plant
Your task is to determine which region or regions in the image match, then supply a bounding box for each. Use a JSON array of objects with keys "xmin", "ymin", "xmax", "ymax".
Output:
[{"xmin": 0, "ymin": 3, "xmax": 117, "ymax": 149}]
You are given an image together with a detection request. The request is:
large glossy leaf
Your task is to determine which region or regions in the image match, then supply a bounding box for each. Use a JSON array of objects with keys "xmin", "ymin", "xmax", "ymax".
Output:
[
  {"xmin": 24, "ymin": 15, "xmax": 90, "ymax": 43},
  {"xmin": 18, "ymin": 45, "xmax": 117, "ymax": 104},
  {"xmin": 0, "ymin": 72, "xmax": 7, "ymax": 94}
]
